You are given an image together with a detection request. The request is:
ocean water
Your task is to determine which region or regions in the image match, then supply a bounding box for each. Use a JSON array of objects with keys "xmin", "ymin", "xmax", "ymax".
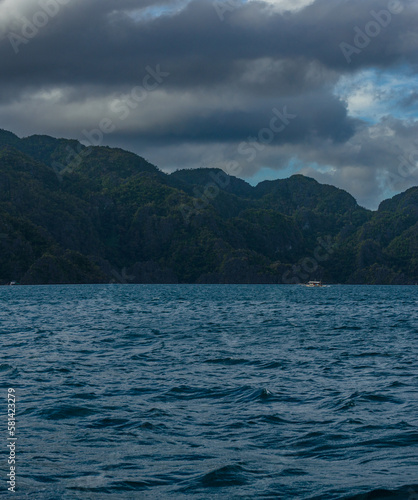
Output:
[{"xmin": 1, "ymin": 284, "xmax": 418, "ymax": 499}]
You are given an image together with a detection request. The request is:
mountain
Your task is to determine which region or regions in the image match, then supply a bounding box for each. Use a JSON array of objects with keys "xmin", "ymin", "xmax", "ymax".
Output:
[{"xmin": 0, "ymin": 128, "xmax": 416, "ymax": 284}]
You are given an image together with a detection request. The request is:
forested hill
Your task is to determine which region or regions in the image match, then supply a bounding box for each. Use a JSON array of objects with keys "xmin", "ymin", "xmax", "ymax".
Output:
[{"xmin": 0, "ymin": 129, "xmax": 417, "ymax": 285}]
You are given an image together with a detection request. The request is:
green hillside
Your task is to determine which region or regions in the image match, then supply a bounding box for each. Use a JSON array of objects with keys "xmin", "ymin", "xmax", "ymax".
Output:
[{"xmin": 0, "ymin": 129, "xmax": 416, "ymax": 284}]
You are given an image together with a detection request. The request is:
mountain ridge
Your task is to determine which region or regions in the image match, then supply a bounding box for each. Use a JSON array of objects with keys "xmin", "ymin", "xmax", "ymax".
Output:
[{"xmin": 0, "ymin": 129, "xmax": 416, "ymax": 284}]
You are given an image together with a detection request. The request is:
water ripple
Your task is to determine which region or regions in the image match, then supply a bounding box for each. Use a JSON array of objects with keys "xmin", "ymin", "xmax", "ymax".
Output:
[{"xmin": 0, "ymin": 284, "xmax": 417, "ymax": 499}]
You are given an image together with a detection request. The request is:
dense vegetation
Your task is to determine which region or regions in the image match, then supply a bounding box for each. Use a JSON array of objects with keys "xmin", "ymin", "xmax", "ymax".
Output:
[{"xmin": 0, "ymin": 129, "xmax": 417, "ymax": 284}]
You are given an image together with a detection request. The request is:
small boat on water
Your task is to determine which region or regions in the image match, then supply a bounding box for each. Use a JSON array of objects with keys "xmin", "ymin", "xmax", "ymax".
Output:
[{"xmin": 304, "ymin": 280, "xmax": 323, "ymax": 287}]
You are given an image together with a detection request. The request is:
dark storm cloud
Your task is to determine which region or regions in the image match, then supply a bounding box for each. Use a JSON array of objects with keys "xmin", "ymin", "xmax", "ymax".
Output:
[
  {"xmin": 0, "ymin": 0, "xmax": 400, "ymax": 138},
  {"xmin": 109, "ymin": 90, "xmax": 356, "ymax": 146},
  {"xmin": 1, "ymin": 0, "xmax": 417, "ymax": 89},
  {"xmin": 0, "ymin": 0, "xmax": 418, "ymax": 208}
]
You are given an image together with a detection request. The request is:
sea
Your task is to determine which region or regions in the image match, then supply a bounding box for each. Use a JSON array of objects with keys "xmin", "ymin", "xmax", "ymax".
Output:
[{"xmin": 1, "ymin": 284, "xmax": 417, "ymax": 499}]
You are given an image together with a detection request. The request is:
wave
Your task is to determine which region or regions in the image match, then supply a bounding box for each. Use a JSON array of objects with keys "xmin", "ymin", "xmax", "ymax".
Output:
[{"xmin": 345, "ymin": 484, "xmax": 418, "ymax": 499}]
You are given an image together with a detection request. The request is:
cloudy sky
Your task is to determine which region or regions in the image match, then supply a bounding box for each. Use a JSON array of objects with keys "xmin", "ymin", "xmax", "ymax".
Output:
[{"xmin": 1, "ymin": 0, "xmax": 418, "ymax": 208}]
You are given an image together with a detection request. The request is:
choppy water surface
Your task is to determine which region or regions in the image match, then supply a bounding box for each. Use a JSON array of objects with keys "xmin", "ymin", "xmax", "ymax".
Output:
[{"xmin": 1, "ymin": 285, "xmax": 418, "ymax": 499}]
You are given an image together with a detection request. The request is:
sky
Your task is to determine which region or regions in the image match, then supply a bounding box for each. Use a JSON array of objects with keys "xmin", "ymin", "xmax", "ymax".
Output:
[{"xmin": 1, "ymin": 0, "xmax": 418, "ymax": 209}]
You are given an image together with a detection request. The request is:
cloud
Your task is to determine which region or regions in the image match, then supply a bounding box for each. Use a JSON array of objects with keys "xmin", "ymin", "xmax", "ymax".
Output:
[
  {"xmin": 0, "ymin": 0, "xmax": 418, "ymax": 208},
  {"xmin": 257, "ymin": 0, "xmax": 315, "ymax": 12}
]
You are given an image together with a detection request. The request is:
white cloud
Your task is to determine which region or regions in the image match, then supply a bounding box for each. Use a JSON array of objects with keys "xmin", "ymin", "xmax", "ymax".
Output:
[
  {"xmin": 253, "ymin": 0, "xmax": 315, "ymax": 12},
  {"xmin": 335, "ymin": 69, "xmax": 418, "ymax": 122}
]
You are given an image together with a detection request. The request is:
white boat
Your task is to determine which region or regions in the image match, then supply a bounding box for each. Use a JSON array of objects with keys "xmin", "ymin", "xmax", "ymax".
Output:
[{"xmin": 304, "ymin": 280, "xmax": 323, "ymax": 287}]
